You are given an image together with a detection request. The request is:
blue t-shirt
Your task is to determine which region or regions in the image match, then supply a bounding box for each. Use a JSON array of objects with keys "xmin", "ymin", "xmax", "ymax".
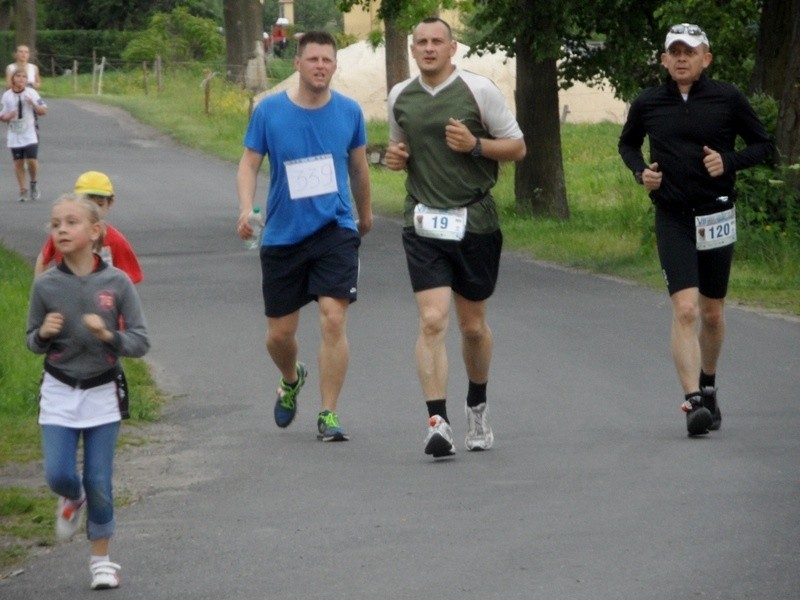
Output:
[{"xmin": 243, "ymin": 90, "xmax": 366, "ymax": 246}]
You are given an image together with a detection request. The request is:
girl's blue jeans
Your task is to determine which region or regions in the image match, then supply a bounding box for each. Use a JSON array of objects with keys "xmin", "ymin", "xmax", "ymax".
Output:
[{"xmin": 40, "ymin": 421, "xmax": 120, "ymax": 541}]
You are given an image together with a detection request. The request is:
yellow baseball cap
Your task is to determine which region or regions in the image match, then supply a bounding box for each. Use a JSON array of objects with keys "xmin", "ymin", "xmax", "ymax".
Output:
[{"xmin": 74, "ymin": 171, "xmax": 114, "ymax": 197}]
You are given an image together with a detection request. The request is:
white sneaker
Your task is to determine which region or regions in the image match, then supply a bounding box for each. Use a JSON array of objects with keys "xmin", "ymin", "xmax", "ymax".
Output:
[
  {"xmin": 90, "ymin": 561, "xmax": 121, "ymax": 590},
  {"xmin": 55, "ymin": 494, "xmax": 86, "ymax": 541},
  {"xmin": 465, "ymin": 402, "xmax": 494, "ymax": 451},
  {"xmin": 424, "ymin": 415, "xmax": 456, "ymax": 458}
]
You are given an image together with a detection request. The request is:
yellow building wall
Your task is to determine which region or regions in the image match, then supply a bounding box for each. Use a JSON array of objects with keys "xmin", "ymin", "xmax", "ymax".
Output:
[{"xmin": 278, "ymin": 0, "xmax": 295, "ymax": 24}]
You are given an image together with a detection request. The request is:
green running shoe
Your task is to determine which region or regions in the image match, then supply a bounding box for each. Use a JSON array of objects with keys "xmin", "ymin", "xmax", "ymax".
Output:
[
  {"xmin": 317, "ymin": 410, "xmax": 349, "ymax": 442},
  {"xmin": 274, "ymin": 363, "xmax": 306, "ymax": 428}
]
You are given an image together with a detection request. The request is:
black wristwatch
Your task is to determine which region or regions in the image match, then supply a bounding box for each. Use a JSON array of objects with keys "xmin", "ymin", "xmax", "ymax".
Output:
[
  {"xmin": 470, "ymin": 138, "xmax": 483, "ymax": 157},
  {"xmin": 634, "ymin": 171, "xmax": 644, "ymax": 185}
]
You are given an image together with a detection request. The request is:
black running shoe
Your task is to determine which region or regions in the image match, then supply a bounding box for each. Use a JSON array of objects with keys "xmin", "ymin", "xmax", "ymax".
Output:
[
  {"xmin": 681, "ymin": 395, "xmax": 712, "ymax": 436},
  {"xmin": 701, "ymin": 386, "xmax": 722, "ymax": 431}
]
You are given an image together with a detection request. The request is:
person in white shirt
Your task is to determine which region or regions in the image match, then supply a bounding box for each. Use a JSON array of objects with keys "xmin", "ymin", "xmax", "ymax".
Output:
[
  {"xmin": 5, "ymin": 44, "xmax": 40, "ymax": 89},
  {"xmin": 0, "ymin": 68, "xmax": 47, "ymax": 201}
]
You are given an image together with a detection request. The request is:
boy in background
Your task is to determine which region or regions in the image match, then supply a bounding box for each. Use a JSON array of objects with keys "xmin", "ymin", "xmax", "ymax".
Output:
[{"xmin": 0, "ymin": 68, "xmax": 46, "ymax": 202}]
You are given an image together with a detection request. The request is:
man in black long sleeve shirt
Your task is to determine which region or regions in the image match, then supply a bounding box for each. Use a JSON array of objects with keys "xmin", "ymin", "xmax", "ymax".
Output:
[{"xmin": 618, "ymin": 23, "xmax": 773, "ymax": 436}]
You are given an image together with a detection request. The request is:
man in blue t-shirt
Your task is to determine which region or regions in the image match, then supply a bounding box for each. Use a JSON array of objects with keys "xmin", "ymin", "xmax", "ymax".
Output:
[{"xmin": 237, "ymin": 30, "xmax": 372, "ymax": 442}]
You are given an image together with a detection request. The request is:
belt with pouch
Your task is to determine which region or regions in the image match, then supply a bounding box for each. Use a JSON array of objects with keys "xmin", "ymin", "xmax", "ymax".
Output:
[{"xmin": 44, "ymin": 363, "xmax": 122, "ymax": 389}]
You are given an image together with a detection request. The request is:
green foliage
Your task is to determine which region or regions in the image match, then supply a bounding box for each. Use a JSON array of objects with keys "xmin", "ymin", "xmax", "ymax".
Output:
[
  {"xmin": 366, "ymin": 28, "xmax": 385, "ymax": 49},
  {"xmin": 0, "ymin": 247, "xmax": 42, "ymax": 425},
  {"xmin": 295, "ymin": 0, "xmax": 345, "ymax": 31},
  {"xmin": 734, "ymin": 92, "xmax": 799, "ymax": 243},
  {"xmin": 266, "ymin": 57, "xmax": 296, "ymax": 82},
  {"xmin": 122, "ymin": 7, "xmax": 224, "ymax": 64},
  {"xmin": 464, "ymin": 0, "xmax": 761, "ymax": 102},
  {"xmin": 334, "ymin": 32, "xmax": 359, "ymax": 50},
  {"xmin": 737, "ymin": 164, "xmax": 800, "ymax": 238},
  {"xmin": 39, "ymin": 0, "xmax": 222, "ymax": 30}
]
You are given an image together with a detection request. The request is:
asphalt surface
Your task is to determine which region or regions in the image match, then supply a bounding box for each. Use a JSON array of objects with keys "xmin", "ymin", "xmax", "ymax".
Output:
[{"xmin": 1, "ymin": 99, "xmax": 798, "ymax": 599}]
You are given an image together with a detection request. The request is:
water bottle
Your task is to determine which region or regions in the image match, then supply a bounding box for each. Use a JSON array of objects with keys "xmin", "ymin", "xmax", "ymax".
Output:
[{"xmin": 245, "ymin": 206, "xmax": 263, "ymax": 250}]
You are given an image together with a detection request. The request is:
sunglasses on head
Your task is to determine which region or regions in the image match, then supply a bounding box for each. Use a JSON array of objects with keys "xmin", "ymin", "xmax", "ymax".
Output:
[{"xmin": 670, "ymin": 24, "xmax": 704, "ymax": 36}]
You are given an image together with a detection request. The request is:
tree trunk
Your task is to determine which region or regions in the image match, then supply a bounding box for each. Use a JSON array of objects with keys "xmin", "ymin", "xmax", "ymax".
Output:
[
  {"xmin": 14, "ymin": 0, "xmax": 36, "ymax": 54},
  {"xmin": 384, "ymin": 17, "xmax": 410, "ymax": 94},
  {"xmin": 775, "ymin": 0, "xmax": 800, "ymax": 167},
  {"xmin": 750, "ymin": 0, "xmax": 795, "ymax": 97},
  {"xmin": 0, "ymin": 4, "xmax": 13, "ymax": 31},
  {"xmin": 514, "ymin": 43, "xmax": 569, "ymax": 219},
  {"xmin": 223, "ymin": 0, "xmax": 263, "ymax": 86}
]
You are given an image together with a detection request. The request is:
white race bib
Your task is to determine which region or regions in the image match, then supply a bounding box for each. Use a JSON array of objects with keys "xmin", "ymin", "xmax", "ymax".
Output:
[
  {"xmin": 285, "ymin": 154, "xmax": 337, "ymax": 200},
  {"xmin": 9, "ymin": 119, "xmax": 26, "ymax": 134},
  {"xmin": 695, "ymin": 207, "xmax": 736, "ymax": 250},
  {"xmin": 413, "ymin": 204, "xmax": 467, "ymax": 241}
]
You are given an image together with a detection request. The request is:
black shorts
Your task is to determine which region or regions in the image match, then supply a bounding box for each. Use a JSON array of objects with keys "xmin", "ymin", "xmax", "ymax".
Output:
[
  {"xmin": 260, "ymin": 223, "xmax": 361, "ymax": 318},
  {"xmin": 402, "ymin": 227, "xmax": 503, "ymax": 302},
  {"xmin": 11, "ymin": 144, "xmax": 38, "ymax": 160},
  {"xmin": 655, "ymin": 207, "xmax": 734, "ymax": 299}
]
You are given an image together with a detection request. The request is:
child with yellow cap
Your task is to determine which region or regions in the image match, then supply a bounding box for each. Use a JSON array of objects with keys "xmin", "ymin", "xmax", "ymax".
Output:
[{"xmin": 35, "ymin": 171, "xmax": 143, "ymax": 283}]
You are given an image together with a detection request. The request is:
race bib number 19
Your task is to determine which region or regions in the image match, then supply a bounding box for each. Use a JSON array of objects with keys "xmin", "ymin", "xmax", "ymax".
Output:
[
  {"xmin": 413, "ymin": 204, "xmax": 467, "ymax": 241},
  {"xmin": 285, "ymin": 154, "xmax": 337, "ymax": 200},
  {"xmin": 695, "ymin": 207, "xmax": 736, "ymax": 251}
]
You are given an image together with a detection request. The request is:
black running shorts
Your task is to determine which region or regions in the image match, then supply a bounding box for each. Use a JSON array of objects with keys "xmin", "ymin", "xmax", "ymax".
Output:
[
  {"xmin": 11, "ymin": 143, "xmax": 38, "ymax": 160},
  {"xmin": 654, "ymin": 207, "xmax": 734, "ymax": 299},
  {"xmin": 260, "ymin": 223, "xmax": 361, "ymax": 318},
  {"xmin": 402, "ymin": 227, "xmax": 503, "ymax": 302}
]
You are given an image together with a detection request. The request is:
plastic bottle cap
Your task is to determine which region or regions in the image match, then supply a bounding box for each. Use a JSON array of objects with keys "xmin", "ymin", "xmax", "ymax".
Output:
[{"xmin": 253, "ymin": 206, "xmax": 260, "ymax": 213}]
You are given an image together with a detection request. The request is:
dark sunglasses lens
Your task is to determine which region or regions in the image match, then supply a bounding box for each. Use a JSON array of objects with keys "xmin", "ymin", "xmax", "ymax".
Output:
[{"xmin": 670, "ymin": 24, "xmax": 703, "ymax": 36}]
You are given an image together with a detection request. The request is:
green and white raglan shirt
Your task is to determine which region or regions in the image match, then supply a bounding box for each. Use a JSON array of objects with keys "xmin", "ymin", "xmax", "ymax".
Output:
[{"xmin": 388, "ymin": 68, "xmax": 523, "ymax": 233}]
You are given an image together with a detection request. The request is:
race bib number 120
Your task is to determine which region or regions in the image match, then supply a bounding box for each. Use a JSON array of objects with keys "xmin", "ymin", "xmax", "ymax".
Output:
[{"xmin": 695, "ymin": 207, "xmax": 736, "ymax": 251}]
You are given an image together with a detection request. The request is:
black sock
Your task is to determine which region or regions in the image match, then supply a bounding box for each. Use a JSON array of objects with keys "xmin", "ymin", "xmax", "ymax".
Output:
[
  {"xmin": 685, "ymin": 391, "xmax": 701, "ymax": 401},
  {"xmin": 466, "ymin": 381, "xmax": 487, "ymax": 408},
  {"xmin": 426, "ymin": 399, "xmax": 448, "ymax": 424},
  {"xmin": 699, "ymin": 370, "xmax": 716, "ymax": 389}
]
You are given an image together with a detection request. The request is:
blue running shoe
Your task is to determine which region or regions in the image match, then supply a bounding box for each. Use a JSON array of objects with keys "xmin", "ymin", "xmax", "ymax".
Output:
[
  {"xmin": 274, "ymin": 363, "xmax": 306, "ymax": 428},
  {"xmin": 317, "ymin": 410, "xmax": 349, "ymax": 442}
]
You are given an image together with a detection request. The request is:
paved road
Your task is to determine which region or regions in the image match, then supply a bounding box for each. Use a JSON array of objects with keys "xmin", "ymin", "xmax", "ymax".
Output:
[{"xmin": 1, "ymin": 99, "xmax": 798, "ymax": 599}]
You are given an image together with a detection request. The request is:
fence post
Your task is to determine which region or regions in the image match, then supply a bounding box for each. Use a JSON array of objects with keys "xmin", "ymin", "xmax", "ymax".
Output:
[
  {"xmin": 97, "ymin": 57, "xmax": 106, "ymax": 96},
  {"xmin": 72, "ymin": 60, "xmax": 78, "ymax": 94},
  {"xmin": 156, "ymin": 55, "xmax": 162, "ymax": 94},
  {"xmin": 91, "ymin": 50, "xmax": 97, "ymax": 94},
  {"xmin": 142, "ymin": 62, "xmax": 149, "ymax": 95},
  {"xmin": 201, "ymin": 70, "xmax": 217, "ymax": 115}
]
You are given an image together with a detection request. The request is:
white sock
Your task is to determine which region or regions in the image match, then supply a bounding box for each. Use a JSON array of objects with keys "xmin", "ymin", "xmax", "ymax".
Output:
[{"xmin": 91, "ymin": 555, "xmax": 110, "ymax": 565}]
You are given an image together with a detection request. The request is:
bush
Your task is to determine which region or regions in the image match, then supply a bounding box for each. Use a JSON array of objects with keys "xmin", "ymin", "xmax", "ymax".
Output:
[
  {"xmin": 736, "ymin": 92, "xmax": 800, "ymax": 239},
  {"xmin": 122, "ymin": 7, "xmax": 223, "ymax": 65}
]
